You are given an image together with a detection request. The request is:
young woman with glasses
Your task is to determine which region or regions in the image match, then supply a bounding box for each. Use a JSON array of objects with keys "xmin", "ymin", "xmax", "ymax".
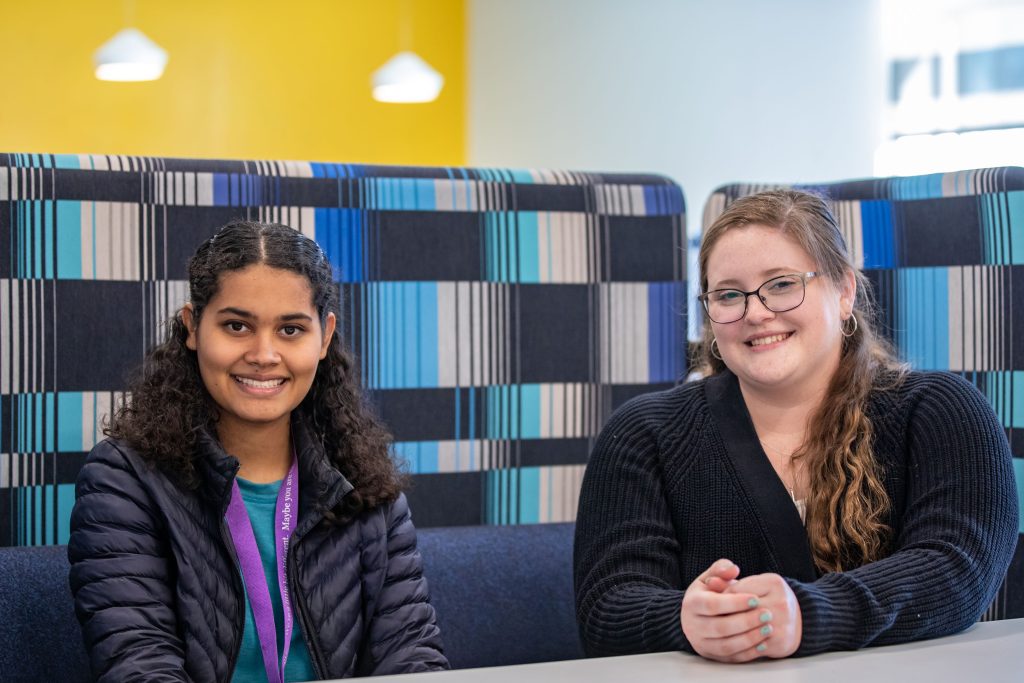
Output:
[{"xmin": 574, "ymin": 189, "xmax": 1018, "ymax": 663}]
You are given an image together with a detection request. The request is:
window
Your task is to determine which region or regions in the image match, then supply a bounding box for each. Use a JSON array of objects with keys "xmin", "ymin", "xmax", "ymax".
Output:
[{"xmin": 876, "ymin": 0, "xmax": 1024, "ymax": 176}]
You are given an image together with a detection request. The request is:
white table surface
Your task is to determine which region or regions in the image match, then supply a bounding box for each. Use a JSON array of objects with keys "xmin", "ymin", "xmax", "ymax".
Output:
[{"xmin": 358, "ymin": 618, "xmax": 1024, "ymax": 683}]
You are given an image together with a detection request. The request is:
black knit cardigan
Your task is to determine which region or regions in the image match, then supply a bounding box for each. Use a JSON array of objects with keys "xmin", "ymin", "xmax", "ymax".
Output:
[{"xmin": 574, "ymin": 370, "xmax": 1018, "ymax": 656}]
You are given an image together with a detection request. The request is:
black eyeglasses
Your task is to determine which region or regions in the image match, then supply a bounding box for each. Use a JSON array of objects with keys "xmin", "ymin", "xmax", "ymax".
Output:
[{"xmin": 698, "ymin": 272, "xmax": 819, "ymax": 324}]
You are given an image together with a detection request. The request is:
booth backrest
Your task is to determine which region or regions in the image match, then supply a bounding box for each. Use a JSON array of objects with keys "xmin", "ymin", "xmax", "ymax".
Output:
[
  {"xmin": 417, "ymin": 523, "xmax": 582, "ymax": 669},
  {"xmin": 702, "ymin": 166, "xmax": 1024, "ymax": 620},
  {"xmin": 0, "ymin": 153, "xmax": 688, "ymax": 545},
  {"xmin": 0, "ymin": 523, "xmax": 580, "ymax": 682},
  {"xmin": 0, "ymin": 545, "xmax": 87, "ymax": 683}
]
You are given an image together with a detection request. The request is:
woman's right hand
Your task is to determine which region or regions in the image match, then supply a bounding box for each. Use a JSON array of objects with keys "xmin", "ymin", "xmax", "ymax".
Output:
[{"xmin": 680, "ymin": 559, "xmax": 774, "ymax": 662}]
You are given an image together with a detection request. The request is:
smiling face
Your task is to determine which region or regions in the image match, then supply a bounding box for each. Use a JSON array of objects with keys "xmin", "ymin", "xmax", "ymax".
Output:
[
  {"xmin": 704, "ymin": 224, "xmax": 855, "ymax": 399},
  {"xmin": 183, "ymin": 263, "xmax": 337, "ymax": 448}
]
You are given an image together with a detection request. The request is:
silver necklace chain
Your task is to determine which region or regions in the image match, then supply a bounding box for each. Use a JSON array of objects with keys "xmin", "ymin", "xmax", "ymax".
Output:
[{"xmin": 759, "ymin": 440, "xmax": 803, "ymax": 501}]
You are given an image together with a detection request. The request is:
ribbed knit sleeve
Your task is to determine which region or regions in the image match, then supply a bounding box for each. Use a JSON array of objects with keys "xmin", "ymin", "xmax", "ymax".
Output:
[
  {"xmin": 575, "ymin": 372, "xmax": 1018, "ymax": 660},
  {"xmin": 790, "ymin": 373, "xmax": 1018, "ymax": 655},
  {"xmin": 573, "ymin": 388, "xmax": 701, "ymax": 657}
]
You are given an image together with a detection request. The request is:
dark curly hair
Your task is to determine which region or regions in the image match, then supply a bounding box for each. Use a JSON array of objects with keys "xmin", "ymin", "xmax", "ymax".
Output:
[{"xmin": 106, "ymin": 220, "xmax": 403, "ymax": 524}]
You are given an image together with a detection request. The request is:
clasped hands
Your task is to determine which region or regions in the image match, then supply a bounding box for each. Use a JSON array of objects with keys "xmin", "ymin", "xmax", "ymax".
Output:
[{"xmin": 680, "ymin": 559, "xmax": 802, "ymax": 663}]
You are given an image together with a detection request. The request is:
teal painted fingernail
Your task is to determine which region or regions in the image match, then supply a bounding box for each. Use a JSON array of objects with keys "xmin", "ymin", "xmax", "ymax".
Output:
[
  {"xmin": 760, "ymin": 624, "xmax": 772, "ymax": 636},
  {"xmin": 760, "ymin": 611, "xmax": 773, "ymax": 623},
  {"xmin": 756, "ymin": 643, "xmax": 767, "ymax": 652},
  {"xmin": 747, "ymin": 598, "xmax": 759, "ymax": 608}
]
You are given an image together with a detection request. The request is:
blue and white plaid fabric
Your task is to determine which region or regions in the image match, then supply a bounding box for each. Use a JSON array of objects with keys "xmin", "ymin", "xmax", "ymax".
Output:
[{"xmin": 0, "ymin": 153, "xmax": 688, "ymax": 544}]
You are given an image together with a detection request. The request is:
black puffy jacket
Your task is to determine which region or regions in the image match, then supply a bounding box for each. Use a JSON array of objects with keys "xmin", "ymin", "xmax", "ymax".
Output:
[{"xmin": 68, "ymin": 417, "xmax": 448, "ymax": 682}]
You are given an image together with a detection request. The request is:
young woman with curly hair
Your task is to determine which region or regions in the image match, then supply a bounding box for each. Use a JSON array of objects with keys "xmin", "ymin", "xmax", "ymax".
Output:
[
  {"xmin": 69, "ymin": 221, "xmax": 447, "ymax": 682},
  {"xmin": 574, "ymin": 189, "xmax": 1018, "ymax": 663}
]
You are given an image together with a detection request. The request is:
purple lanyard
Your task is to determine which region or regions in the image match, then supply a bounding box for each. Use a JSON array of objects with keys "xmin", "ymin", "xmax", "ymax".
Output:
[{"xmin": 224, "ymin": 458, "xmax": 298, "ymax": 683}]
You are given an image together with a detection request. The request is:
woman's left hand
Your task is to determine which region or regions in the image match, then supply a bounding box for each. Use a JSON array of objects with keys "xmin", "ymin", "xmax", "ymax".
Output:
[{"xmin": 724, "ymin": 573, "xmax": 802, "ymax": 658}]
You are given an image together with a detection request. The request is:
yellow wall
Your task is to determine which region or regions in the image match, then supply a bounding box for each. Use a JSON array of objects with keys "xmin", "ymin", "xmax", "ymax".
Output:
[{"xmin": 0, "ymin": 0, "xmax": 465, "ymax": 165}]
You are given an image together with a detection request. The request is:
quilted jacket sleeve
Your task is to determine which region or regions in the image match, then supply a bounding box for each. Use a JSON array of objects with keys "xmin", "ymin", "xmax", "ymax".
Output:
[
  {"xmin": 364, "ymin": 493, "xmax": 449, "ymax": 675},
  {"xmin": 68, "ymin": 440, "xmax": 192, "ymax": 683}
]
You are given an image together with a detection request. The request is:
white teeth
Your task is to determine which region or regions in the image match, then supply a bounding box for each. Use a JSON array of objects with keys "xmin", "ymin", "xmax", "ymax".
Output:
[
  {"xmin": 750, "ymin": 333, "xmax": 789, "ymax": 347},
  {"xmin": 235, "ymin": 376, "xmax": 285, "ymax": 389}
]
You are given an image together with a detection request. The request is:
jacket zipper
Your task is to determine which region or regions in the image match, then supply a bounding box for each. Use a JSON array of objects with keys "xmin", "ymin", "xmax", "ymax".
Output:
[
  {"xmin": 222, "ymin": 490, "xmax": 326, "ymax": 681},
  {"xmin": 289, "ymin": 536, "xmax": 331, "ymax": 679},
  {"xmin": 290, "ymin": 475, "xmax": 354, "ymax": 679},
  {"xmin": 221, "ymin": 517, "xmax": 246, "ymax": 683}
]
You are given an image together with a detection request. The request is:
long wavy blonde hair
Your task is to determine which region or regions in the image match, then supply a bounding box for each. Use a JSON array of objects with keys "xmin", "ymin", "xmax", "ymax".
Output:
[{"xmin": 697, "ymin": 189, "xmax": 906, "ymax": 572}]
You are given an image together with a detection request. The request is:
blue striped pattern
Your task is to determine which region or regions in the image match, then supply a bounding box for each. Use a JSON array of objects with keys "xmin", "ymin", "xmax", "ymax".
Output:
[
  {"xmin": 890, "ymin": 173, "xmax": 946, "ymax": 200},
  {"xmin": 393, "ymin": 441, "xmax": 441, "ymax": 474},
  {"xmin": 212, "ymin": 173, "xmax": 273, "ymax": 206},
  {"xmin": 387, "ymin": 382, "xmax": 600, "ymax": 474},
  {"xmin": 487, "ymin": 468, "xmax": 541, "ymax": 525},
  {"xmin": 647, "ymin": 282, "xmax": 687, "ymax": 383},
  {"xmin": 643, "ymin": 184, "xmax": 686, "ymax": 216},
  {"xmin": 484, "ymin": 213, "xmax": 519, "ymax": 282},
  {"xmin": 486, "ymin": 385, "xmax": 519, "ymax": 440},
  {"xmin": 981, "ymin": 190, "xmax": 1024, "ymax": 265},
  {"xmin": 10, "ymin": 201, "xmax": 55, "ymax": 279},
  {"xmin": 2, "ymin": 394, "xmax": 52, "ymax": 453},
  {"xmin": 53, "ymin": 154, "xmax": 80, "ymax": 170},
  {"xmin": 978, "ymin": 371, "xmax": 1024, "ymax": 431},
  {"xmin": 1, "ymin": 153, "xmax": 687, "ymax": 544},
  {"xmin": 315, "ymin": 208, "xmax": 364, "ymax": 282},
  {"xmin": 366, "ymin": 178, "xmax": 437, "ymax": 211},
  {"xmin": 1, "ymin": 392, "xmax": 114, "ymax": 455},
  {"xmin": 310, "ymin": 162, "xmax": 364, "ymax": 179},
  {"xmin": 896, "ymin": 268, "xmax": 949, "ymax": 370},
  {"xmin": 9, "ymin": 153, "xmax": 55, "ymax": 168},
  {"xmin": 8, "ymin": 485, "xmax": 75, "ymax": 545},
  {"xmin": 362, "ymin": 282, "xmax": 439, "ymax": 389},
  {"xmin": 860, "ymin": 200, "xmax": 896, "ymax": 268},
  {"xmin": 1014, "ymin": 459, "xmax": 1024, "ymax": 534},
  {"xmin": 55, "ymin": 200, "xmax": 82, "ymax": 279}
]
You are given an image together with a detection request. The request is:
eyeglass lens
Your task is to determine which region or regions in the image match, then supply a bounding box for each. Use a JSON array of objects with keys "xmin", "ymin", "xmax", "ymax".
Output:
[{"xmin": 704, "ymin": 274, "xmax": 806, "ymax": 323}]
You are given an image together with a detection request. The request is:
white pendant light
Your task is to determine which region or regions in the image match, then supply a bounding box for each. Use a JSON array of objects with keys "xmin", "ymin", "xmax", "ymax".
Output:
[
  {"xmin": 372, "ymin": 0, "xmax": 443, "ymax": 103},
  {"xmin": 94, "ymin": 27, "xmax": 168, "ymax": 82},
  {"xmin": 372, "ymin": 51, "xmax": 444, "ymax": 103}
]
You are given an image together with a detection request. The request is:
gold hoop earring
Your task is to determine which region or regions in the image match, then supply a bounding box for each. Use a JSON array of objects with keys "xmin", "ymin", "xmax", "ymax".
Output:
[
  {"xmin": 841, "ymin": 314, "xmax": 858, "ymax": 338},
  {"xmin": 711, "ymin": 338, "xmax": 723, "ymax": 361}
]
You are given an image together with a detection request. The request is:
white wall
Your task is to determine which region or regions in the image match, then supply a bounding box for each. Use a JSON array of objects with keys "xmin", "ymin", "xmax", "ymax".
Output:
[{"xmin": 468, "ymin": 0, "xmax": 885, "ymax": 238}]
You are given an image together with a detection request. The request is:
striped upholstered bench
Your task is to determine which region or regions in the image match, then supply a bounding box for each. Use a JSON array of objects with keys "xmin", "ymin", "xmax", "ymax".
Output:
[{"xmin": 0, "ymin": 153, "xmax": 687, "ymax": 540}]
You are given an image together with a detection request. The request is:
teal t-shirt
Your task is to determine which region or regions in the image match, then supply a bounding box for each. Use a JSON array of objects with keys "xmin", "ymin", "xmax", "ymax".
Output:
[{"xmin": 231, "ymin": 478, "xmax": 316, "ymax": 683}]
